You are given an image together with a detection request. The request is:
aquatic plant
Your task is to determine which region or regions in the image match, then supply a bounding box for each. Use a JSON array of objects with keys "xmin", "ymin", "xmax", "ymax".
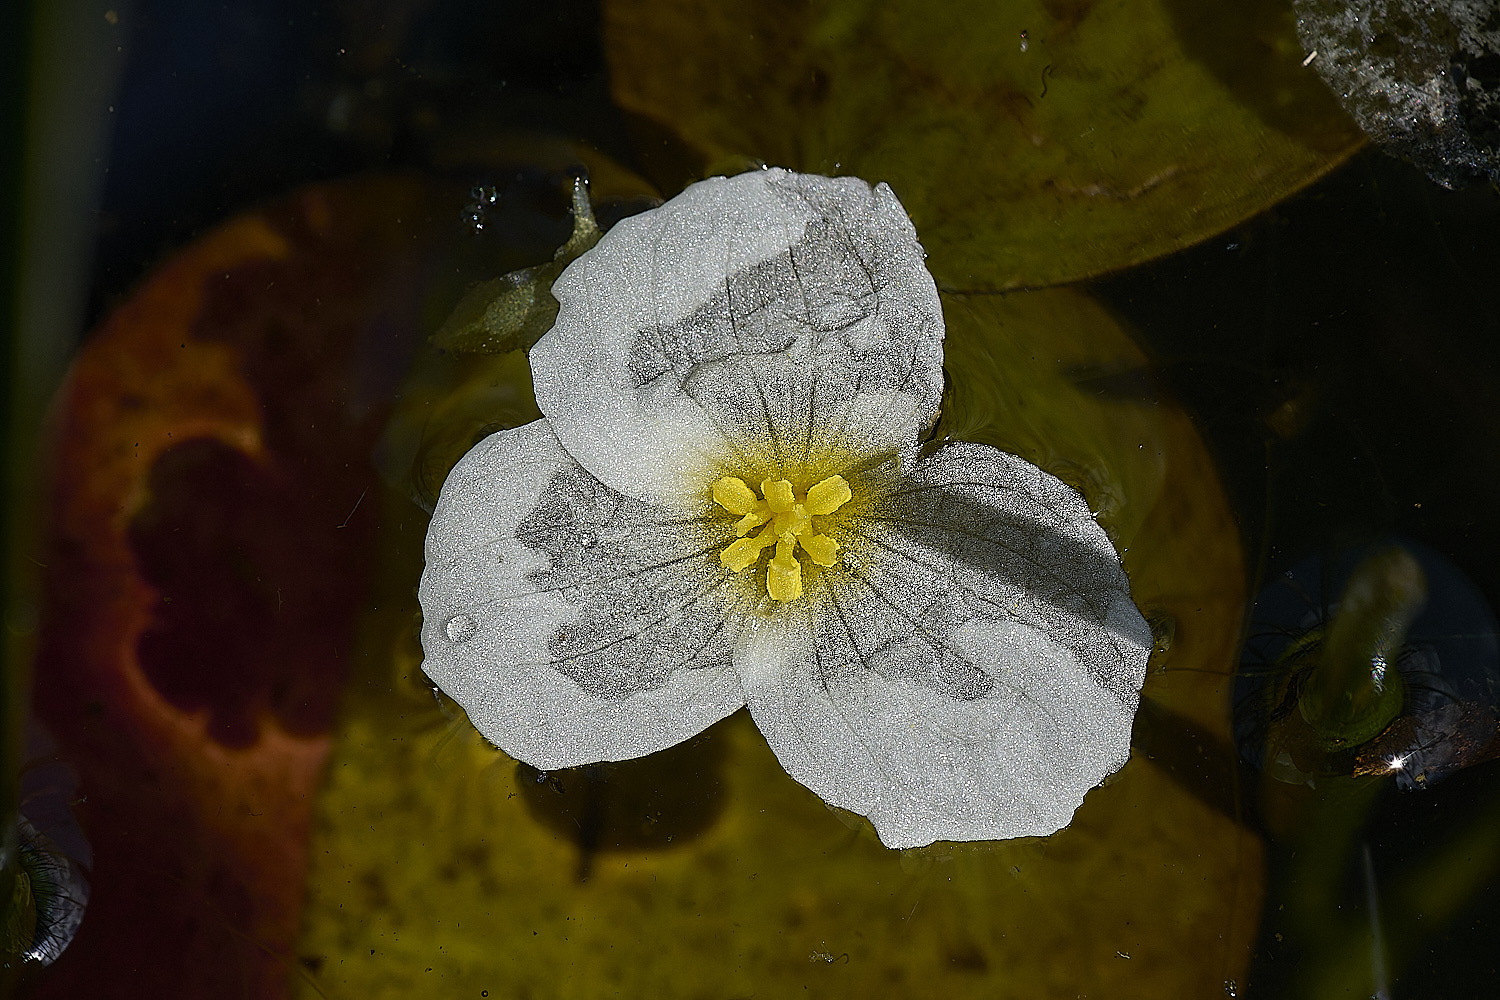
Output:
[{"xmin": 418, "ymin": 168, "xmax": 1152, "ymax": 848}]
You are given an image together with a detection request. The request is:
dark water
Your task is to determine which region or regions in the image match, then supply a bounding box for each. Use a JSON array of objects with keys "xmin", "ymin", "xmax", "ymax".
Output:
[
  {"xmin": 1099, "ymin": 169, "xmax": 1500, "ymax": 996},
  {"xmin": 8, "ymin": 0, "xmax": 1500, "ymax": 997}
]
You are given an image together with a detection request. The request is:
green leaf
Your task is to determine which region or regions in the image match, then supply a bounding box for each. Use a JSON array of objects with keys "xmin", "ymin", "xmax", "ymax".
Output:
[{"xmin": 604, "ymin": 0, "xmax": 1365, "ymax": 290}]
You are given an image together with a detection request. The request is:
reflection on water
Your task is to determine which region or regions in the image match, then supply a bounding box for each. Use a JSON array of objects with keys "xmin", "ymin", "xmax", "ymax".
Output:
[
  {"xmin": 1237, "ymin": 538, "xmax": 1500, "ymax": 789},
  {"xmin": 1230, "ymin": 538, "xmax": 1500, "ymax": 997},
  {"xmin": 6, "ymin": 0, "xmax": 1499, "ymax": 998},
  {"xmin": 5, "ymin": 817, "xmax": 89, "ymax": 967},
  {"xmin": 1, "ymin": 727, "xmax": 91, "ymax": 969}
]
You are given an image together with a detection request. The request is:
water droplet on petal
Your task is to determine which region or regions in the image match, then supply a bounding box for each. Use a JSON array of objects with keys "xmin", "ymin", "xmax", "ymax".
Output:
[{"xmin": 445, "ymin": 614, "xmax": 478, "ymax": 642}]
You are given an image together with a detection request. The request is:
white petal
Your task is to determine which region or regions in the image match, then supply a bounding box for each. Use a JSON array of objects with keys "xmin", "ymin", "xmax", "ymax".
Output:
[
  {"xmin": 531, "ymin": 168, "xmax": 944, "ymax": 504},
  {"xmin": 738, "ymin": 442, "xmax": 1151, "ymax": 847},
  {"xmin": 419, "ymin": 419, "xmax": 749, "ymax": 769}
]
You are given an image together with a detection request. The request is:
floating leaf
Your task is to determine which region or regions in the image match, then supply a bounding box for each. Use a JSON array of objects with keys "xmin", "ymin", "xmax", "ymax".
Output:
[
  {"xmin": 375, "ymin": 348, "xmax": 542, "ymax": 512},
  {"xmin": 293, "ymin": 286, "xmax": 1258, "ymax": 997},
  {"xmin": 603, "ymin": 0, "xmax": 1365, "ymax": 289}
]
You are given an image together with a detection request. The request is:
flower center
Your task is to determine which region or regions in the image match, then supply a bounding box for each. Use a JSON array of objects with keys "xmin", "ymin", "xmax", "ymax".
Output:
[{"xmin": 711, "ymin": 474, "xmax": 852, "ymax": 602}]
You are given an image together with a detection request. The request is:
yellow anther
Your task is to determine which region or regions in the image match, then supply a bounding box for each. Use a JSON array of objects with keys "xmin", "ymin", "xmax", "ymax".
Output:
[
  {"xmin": 734, "ymin": 510, "xmax": 770, "ymax": 537},
  {"xmin": 760, "ymin": 478, "xmax": 796, "ymax": 513},
  {"xmin": 715, "ymin": 472, "xmax": 853, "ymax": 601},
  {"xmin": 721, "ymin": 529, "xmax": 778, "ymax": 572},
  {"xmin": 804, "ymin": 475, "xmax": 852, "ymax": 516},
  {"xmin": 800, "ymin": 533, "xmax": 841, "ymax": 567},
  {"xmin": 767, "ymin": 536, "xmax": 803, "ymax": 601},
  {"xmin": 712, "ymin": 476, "xmax": 761, "ymax": 515}
]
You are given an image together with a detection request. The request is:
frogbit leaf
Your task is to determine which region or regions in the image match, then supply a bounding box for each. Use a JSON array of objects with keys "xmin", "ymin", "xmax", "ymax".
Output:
[{"xmin": 603, "ymin": 0, "xmax": 1366, "ymax": 290}]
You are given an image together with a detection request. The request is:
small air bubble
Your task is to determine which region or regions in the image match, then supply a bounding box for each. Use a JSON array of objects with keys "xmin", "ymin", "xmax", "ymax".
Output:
[
  {"xmin": 445, "ymin": 614, "xmax": 478, "ymax": 642},
  {"xmin": 464, "ymin": 184, "xmax": 501, "ymax": 236}
]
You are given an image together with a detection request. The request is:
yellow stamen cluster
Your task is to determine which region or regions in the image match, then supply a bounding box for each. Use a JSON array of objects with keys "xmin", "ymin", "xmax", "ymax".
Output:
[{"xmin": 712, "ymin": 474, "xmax": 853, "ymax": 602}]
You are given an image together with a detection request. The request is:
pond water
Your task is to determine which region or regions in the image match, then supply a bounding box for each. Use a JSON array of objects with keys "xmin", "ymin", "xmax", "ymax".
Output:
[{"xmin": 5, "ymin": 0, "xmax": 1499, "ymax": 997}]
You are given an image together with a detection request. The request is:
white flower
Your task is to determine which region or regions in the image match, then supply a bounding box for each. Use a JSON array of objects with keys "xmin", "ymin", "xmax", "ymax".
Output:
[{"xmin": 419, "ymin": 169, "xmax": 1151, "ymax": 848}]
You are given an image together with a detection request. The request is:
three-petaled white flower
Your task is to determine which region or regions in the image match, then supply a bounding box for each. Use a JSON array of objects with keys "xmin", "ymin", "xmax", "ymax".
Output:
[{"xmin": 419, "ymin": 169, "xmax": 1151, "ymax": 848}]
